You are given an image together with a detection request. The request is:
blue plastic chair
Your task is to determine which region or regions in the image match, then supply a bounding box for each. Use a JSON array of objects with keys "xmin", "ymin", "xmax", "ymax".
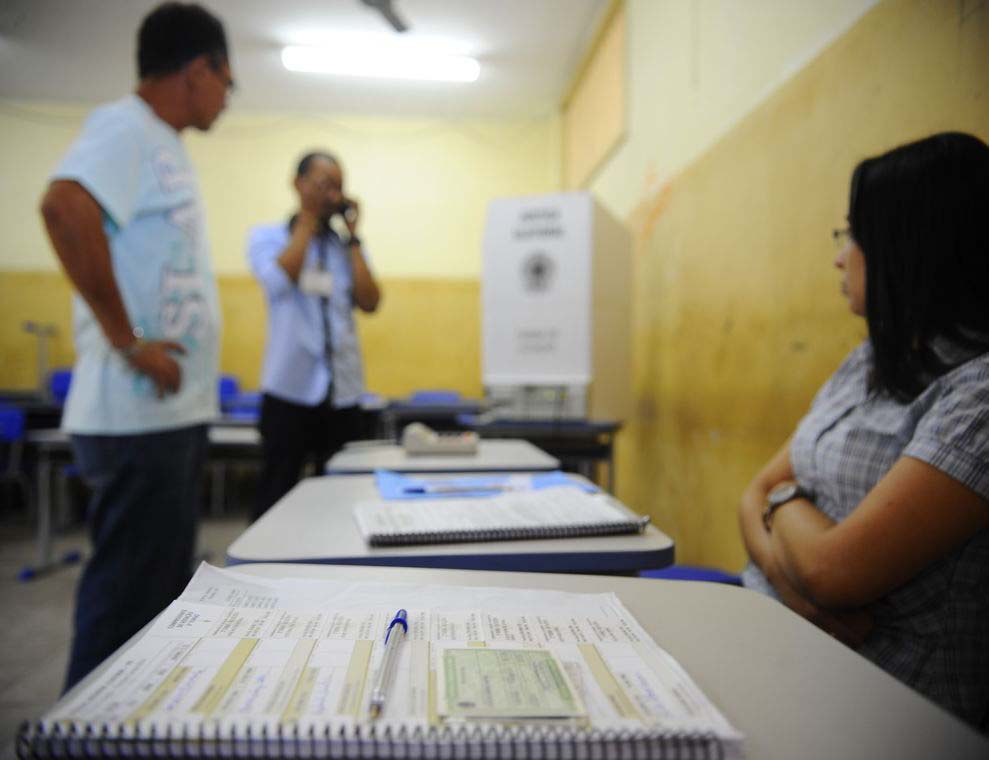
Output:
[
  {"xmin": 0, "ymin": 406, "xmax": 29, "ymax": 504},
  {"xmin": 218, "ymin": 374, "xmax": 240, "ymax": 407},
  {"xmin": 0, "ymin": 405, "xmax": 29, "ymax": 507},
  {"xmin": 218, "ymin": 375, "xmax": 261, "ymax": 422},
  {"xmin": 217, "ymin": 375, "xmax": 240, "ymax": 401},
  {"xmin": 408, "ymin": 390, "xmax": 461, "ymax": 405},
  {"xmin": 359, "ymin": 391, "xmax": 387, "ymax": 410},
  {"xmin": 639, "ymin": 565, "xmax": 743, "ymax": 586},
  {"xmin": 3, "ymin": 403, "xmax": 84, "ymax": 582},
  {"xmin": 224, "ymin": 408, "xmax": 260, "ymax": 423},
  {"xmin": 0, "ymin": 405, "xmax": 25, "ymax": 442},
  {"xmin": 235, "ymin": 390, "xmax": 262, "ymax": 406},
  {"xmin": 49, "ymin": 369, "xmax": 73, "ymax": 404}
]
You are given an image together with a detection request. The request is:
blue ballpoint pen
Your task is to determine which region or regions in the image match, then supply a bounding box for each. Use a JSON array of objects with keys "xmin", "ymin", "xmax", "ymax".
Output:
[
  {"xmin": 404, "ymin": 484, "xmax": 509, "ymax": 495},
  {"xmin": 369, "ymin": 609, "xmax": 408, "ymax": 719}
]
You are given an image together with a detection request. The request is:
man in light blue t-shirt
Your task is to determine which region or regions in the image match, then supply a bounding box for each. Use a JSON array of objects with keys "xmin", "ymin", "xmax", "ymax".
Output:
[{"xmin": 40, "ymin": 2, "xmax": 234, "ymax": 691}]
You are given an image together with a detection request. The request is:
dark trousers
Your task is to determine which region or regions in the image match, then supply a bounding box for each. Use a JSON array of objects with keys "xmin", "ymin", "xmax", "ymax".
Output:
[
  {"xmin": 64, "ymin": 424, "xmax": 208, "ymax": 692},
  {"xmin": 254, "ymin": 393, "xmax": 363, "ymax": 520}
]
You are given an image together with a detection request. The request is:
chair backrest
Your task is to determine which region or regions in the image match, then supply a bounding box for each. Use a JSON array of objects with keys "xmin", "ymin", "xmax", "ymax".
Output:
[
  {"xmin": 0, "ymin": 405, "xmax": 26, "ymax": 475},
  {"xmin": 218, "ymin": 375, "xmax": 240, "ymax": 403},
  {"xmin": 0, "ymin": 406, "xmax": 25, "ymax": 443},
  {"xmin": 408, "ymin": 390, "xmax": 461, "ymax": 405},
  {"xmin": 49, "ymin": 369, "xmax": 73, "ymax": 404}
]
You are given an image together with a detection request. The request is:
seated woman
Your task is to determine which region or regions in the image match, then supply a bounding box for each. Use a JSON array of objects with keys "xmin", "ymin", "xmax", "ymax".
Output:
[{"xmin": 739, "ymin": 132, "xmax": 989, "ymax": 730}]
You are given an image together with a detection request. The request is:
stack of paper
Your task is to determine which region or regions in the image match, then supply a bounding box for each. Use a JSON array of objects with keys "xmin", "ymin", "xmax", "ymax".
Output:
[{"xmin": 19, "ymin": 564, "xmax": 744, "ymax": 759}]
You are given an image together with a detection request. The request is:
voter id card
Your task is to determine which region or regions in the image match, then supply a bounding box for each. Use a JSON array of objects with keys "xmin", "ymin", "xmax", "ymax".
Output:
[
  {"xmin": 436, "ymin": 647, "xmax": 587, "ymax": 720},
  {"xmin": 299, "ymin": 269, "xmax": 333, "ymax": 296}
]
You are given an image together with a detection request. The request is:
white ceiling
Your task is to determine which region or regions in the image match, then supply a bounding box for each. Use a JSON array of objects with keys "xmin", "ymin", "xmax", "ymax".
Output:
[{"xmin": 0, "ymin": 0, "xmax": 608, "ymax": 118}]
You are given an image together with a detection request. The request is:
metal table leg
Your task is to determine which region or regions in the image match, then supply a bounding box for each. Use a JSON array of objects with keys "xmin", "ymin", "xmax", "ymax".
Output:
[
  {"xmin": 18, "ymin": 442, "xmax": 82, "ymax": 582},
  {"xmin": 36, "ymin": 452, "xmax": 53, "ymax": 570}
]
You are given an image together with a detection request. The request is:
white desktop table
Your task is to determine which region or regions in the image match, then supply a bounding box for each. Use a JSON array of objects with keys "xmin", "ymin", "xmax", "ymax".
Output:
[
  {"xmin": 31, "ymin": 563, "xmax": 987, "ymax": 759},
  {"xmin": 227, "ymin": 563, "xmax": 988, "ymax": 760},
  {"xmin": 227, "ymin": 474, "xmax": 673, "ymax": 572},
  {"xmin": 325, "ymin": 439, "xmax": 559, "ymax": 474}
]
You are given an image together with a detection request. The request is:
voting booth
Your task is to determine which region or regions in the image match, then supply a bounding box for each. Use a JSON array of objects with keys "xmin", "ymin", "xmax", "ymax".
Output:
[{"xmin": 481, "ymin": 192, "xmax": 631, "ymax": 420}]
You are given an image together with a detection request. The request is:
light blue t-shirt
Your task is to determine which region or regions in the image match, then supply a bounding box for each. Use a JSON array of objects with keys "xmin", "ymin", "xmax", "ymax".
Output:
[{"xmin": 52, "ymin": 95, "xmax": 220, "ymax": 434}]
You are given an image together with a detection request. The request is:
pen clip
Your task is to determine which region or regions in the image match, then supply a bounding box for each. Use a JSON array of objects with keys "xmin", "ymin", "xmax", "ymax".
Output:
[{"xmin": 385, "ymin": 609, "xmax": 408, "ymax": 643}]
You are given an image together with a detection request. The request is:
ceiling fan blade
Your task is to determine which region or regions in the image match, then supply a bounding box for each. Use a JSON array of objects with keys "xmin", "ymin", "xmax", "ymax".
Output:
[{"xmin": 359, "ymin": 0, "xmax": 410, "ymax": 33}]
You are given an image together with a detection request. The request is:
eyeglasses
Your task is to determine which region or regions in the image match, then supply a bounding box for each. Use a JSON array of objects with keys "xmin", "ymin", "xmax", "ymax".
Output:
[{"xmin": 831, "ymin": 226, "xmax": 853, "ymax": 249}]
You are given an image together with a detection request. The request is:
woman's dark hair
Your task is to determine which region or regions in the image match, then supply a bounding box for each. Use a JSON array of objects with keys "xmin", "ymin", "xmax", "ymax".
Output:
[
  {"xmin": 848, "ymin": 131, "xmax": 989, "ymax": 400},
  {"xmin": 137, "ymin": 2, "xmax": 228, "ymax": 79}
]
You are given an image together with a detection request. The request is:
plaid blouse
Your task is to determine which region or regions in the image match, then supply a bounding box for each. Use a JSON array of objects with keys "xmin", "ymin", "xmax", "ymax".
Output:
[{"xmin": 743, "ymin": 340, "xmax": 989, "ymax": 728}]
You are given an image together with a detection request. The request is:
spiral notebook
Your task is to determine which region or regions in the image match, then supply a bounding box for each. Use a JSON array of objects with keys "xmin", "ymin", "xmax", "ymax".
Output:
[
  {"xmin": 18, "ymin": 564, "xmax": 744, "ymax": 759},
  {"xmin": 353, "ymin": 485, "xmax": 650, "ymax": 547}
]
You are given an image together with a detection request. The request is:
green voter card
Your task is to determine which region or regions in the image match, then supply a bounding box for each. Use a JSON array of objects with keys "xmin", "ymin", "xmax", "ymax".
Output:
[{"xmin": 438, "ymin": 648, "xmax": 586, "ymax": 720}]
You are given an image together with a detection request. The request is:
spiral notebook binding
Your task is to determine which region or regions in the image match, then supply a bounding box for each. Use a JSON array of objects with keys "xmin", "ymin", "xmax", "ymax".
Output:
[
  {"xmin": 367, "ymin": 516, "xmax": 649, "ymax": 548},
  {"xmin": 17, "ymin": 720, "xmax": 728, "ymax": 759}
]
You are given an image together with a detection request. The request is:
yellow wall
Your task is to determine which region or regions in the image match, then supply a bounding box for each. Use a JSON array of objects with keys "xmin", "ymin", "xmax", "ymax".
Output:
[
  {"xmin": 0, "ymin": 270, "xmax": 482, "ymax": 396},
  {"xmin": 590, "ymin": 0, "xmax": 877, "ymax": 218},
  {"xmin": 612, "ymin": 0, "xmax": 989, "ymax": 569},
  {"xmin": 562, "ymin": 1, "xmax": 626, "ymax": 189},
  {"xmin": 0, "ymin": 105, "xmax": 557, "ymax": 390},
  {"xmin": 185, "ymin": 111, "xmax": 560, "ymax": 278},
  {"xmin": 218, "ymin": 274, "xmax": 483, "ymax": 398},
  {"xmin": 0, "ymin": 272, "xmax": 76, "ymax": 390},
  {"xmin": 0, "ymin": 105, "xmax": 559, "ymax": 277}
]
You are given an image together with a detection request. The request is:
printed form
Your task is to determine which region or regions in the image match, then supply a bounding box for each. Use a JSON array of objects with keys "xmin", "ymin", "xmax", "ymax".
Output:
[{"xmin": 45, "ymin": 564, "xmax": 741, "ymax": 746}]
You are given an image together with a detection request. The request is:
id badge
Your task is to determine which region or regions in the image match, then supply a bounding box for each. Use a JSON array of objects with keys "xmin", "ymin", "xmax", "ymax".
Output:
[{"xmin": 299, "ymin": 269, "xmax": 334, "ymax": 296}]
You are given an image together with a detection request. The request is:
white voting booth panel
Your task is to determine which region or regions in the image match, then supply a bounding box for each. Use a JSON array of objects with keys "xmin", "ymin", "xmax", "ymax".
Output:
[{"xmin": 482, "ymin": 192, "xmax": 631, "ymax": 420}]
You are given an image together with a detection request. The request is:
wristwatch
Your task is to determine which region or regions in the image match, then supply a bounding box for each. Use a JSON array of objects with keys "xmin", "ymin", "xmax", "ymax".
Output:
[
  {"xmin": 762, "ymin": 481, "xmax": 813, "ymax": 531},
  {"xmin": 117, "ymin": 326, "xmax": 146, "ymax": 361}
]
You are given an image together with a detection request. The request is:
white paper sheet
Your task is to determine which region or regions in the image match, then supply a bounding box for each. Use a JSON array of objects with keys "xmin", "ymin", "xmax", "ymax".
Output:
[{"xmin": 44, "ymin": 564, "xmax": 742, "ymax": 756}]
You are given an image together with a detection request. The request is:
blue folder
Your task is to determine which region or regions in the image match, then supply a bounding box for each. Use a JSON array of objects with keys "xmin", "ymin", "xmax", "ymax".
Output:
[{"xmin": 374, "ymin": 469, "xmax": 599, "ymax": 500}]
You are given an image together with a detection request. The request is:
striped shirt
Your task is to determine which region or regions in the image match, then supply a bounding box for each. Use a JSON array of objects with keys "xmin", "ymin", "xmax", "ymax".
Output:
[{"xmin": 743, "ymin": 340, "xmax": 989, "ymax": 728}]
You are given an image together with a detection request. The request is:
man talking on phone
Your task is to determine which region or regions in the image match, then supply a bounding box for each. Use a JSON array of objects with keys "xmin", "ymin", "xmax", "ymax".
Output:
[{"xmin": 248, "ymin": 151, "xmax": 381, "ymax": 519}]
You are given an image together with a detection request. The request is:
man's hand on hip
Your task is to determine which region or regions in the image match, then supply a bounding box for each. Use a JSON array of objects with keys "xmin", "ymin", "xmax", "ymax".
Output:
[{"xmin": 126, "ymin": 341, "xmax": 187, "ymax": 398}]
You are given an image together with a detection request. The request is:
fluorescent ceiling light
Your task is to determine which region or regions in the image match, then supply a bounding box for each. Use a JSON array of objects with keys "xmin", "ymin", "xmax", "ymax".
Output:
[{"xmin": 281, "ymin": 44, "xmax": 480, "ymax": 83}]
